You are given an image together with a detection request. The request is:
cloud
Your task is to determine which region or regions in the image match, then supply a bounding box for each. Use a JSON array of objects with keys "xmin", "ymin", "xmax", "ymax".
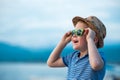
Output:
[
  {"xmin": 105, "ymin": 22, "xmax": 120, "ymax": 42},
  {"xmin": 0, "ymin": 0, "xmax": 120, "ymax": 48}
]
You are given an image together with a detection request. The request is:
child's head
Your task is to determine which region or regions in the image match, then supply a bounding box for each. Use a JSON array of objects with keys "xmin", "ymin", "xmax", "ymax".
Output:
[
  {"xmin": 71, "ymin": 21, "xmax": 89, "ymax": 50},
  {"xmin": 72, "ymin": 16, "xmax": 106, "ymax": 48}
]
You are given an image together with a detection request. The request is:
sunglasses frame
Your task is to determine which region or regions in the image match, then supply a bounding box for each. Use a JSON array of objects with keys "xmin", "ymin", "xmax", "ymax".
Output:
[{"xmin": 72, "ymin": 29, "xmax": 84, "ymax": 36}]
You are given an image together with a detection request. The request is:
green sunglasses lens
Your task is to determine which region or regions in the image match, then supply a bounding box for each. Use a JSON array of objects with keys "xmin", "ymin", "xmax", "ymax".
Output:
[
  {"xmin": 77, "ymin": 29, "xmax": 84, "ymax": 36},
  {"xmin": 77, "ymin": 30, "xmax": 82, "ymax": 36},
  {"xmin": 71, "ymin": 30, "xmax": 75, "ymax": 35}
]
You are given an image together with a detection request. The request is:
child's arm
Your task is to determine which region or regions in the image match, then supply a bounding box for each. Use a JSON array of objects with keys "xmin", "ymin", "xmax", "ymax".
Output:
[
  {"xmin": 47, "ymin": 31, "xmax": 72, "ymax": 67},
  {"xmin": 86, "ymin": 28, "xmax": 104, "ymax": 71}
]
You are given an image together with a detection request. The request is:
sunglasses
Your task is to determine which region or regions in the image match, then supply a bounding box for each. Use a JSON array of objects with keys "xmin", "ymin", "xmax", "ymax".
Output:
[{"xmin": 71, "ymin": 29, "xmax": 84, "ymax": 36}]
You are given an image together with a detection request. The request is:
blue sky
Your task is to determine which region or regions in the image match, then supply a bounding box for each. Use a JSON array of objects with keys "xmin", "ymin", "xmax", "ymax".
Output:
[{"xmin": 0, "ymin": 0, "xmax": 120, "ymax": 49}]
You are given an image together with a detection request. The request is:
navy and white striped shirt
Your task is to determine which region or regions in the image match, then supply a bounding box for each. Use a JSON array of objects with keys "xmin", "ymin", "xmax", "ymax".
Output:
[{"xmin": 62, "ymin": 51, "xmax": 106, "ymax": 80}]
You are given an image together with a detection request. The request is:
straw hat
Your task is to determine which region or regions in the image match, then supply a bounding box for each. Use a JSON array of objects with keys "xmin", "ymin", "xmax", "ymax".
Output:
[{"xmin": 72, "ymin": 16, "xmax": 106, "ymax": 48}]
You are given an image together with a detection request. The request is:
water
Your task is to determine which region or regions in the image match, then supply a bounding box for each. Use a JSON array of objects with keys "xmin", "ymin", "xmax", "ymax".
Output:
[
  {"xmin": 0, "ymin": 63, "xmax": 67, "ymax": 80},
  {"xmin": 0, "ymin": 63, "xmax": 120, "ymax": 80},
  {"xmin": 0, "ymin": 40, "xmax": 120, "ymax": 80}
]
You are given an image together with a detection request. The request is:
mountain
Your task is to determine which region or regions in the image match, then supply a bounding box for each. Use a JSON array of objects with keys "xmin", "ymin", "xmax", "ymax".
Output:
[
  {"xmin": 101, "ymin": 44, "xmax": 120, "ymax": 63},
  {"xmin": 0, "ymin": 42, "xmax": 120, "ymax": 63},
  {"xmin": 0, "ymin": 42, "xmax": 53, "ymax": 62}
]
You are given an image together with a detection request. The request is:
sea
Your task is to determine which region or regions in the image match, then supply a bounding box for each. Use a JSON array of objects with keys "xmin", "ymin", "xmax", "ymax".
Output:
[
  {"xmin": 0, "ymin": 63, "xmax": 67, "ymax": 80},
  {"xmin": 0, "ymin": 43, "xmax": 120, "ymax": 80},
  {"xmin": 0, "ymin": 63, "xmax": 120, "ymax": 80}
]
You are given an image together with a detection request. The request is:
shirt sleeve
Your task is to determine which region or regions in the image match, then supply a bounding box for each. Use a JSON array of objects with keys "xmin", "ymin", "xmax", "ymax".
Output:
[
  {"xmin": 97, "ymin": 51, "xmax": 106, "ymax": 79},
  {"xmin": 62, "ymin": 53, "xmax": 73, "ymax": 67},
  {"xmin": 99, "ymin": 51, "xmax": 106, "ymax": 66},
  {"xmin": 62, "ymin": 51, "xmax": 77, "ymax": 67}
]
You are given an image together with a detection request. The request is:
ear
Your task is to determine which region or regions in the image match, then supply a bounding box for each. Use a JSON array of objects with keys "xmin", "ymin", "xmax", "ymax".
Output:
[{"xmin": 94, "ymin": 36, "xmax": 98, "ymax": 44}]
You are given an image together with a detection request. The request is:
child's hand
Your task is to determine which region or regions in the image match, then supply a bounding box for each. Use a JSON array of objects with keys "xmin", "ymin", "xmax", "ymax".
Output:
[
  {"xmin": 61, "ymin": 31, "xmax": 72, "ymax": 45},
  {"xmin": 85, "ymin": 28, "xmax": 96, "ymax": 41}
]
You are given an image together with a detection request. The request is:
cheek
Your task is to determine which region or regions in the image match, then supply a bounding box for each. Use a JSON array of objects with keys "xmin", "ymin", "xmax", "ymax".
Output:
[
  {"xmin": 78, "ymin": 37, "xmax": 87, "ymax": 44},
  {"xmin": 78, "ymin": 36, "xmax": 85, "ymax": 41}
]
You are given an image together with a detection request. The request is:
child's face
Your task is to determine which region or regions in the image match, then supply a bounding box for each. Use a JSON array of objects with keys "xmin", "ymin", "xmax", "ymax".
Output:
[{"xmin": 71, "ymin": 21, "xmax": 88, "ymax": 50}]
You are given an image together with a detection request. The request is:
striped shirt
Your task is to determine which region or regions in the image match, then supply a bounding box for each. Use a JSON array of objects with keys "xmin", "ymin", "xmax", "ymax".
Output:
[{"xmin": 62, "ymin": 51, "xmax": 106, "ymax": 80}]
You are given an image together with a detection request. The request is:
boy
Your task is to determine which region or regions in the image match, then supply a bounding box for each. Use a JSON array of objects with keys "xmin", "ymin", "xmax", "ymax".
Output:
[{"xmin": 47, "ymin": 16, "xmax": 106, "ymax": 80}]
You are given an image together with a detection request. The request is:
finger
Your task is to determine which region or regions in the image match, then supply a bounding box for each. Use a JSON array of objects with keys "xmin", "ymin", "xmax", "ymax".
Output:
[
  {"xmin": 66, "ymin": 31, "xmax": 72, "ymax": 35},
  {"xmin": 84, "ymin": 29, "xmax": 89, "ymax": 35}
]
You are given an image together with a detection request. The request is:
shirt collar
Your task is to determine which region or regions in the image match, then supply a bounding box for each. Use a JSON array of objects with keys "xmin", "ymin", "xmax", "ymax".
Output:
[{"xmin": 76, "ymin": 51, "xmax": 88, "ymax": 59}]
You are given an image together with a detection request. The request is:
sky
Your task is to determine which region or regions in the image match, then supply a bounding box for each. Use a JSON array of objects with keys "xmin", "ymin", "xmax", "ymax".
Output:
[{"xmin": 0, "ymin": 0, "xmax": 120, "ymax": 49}]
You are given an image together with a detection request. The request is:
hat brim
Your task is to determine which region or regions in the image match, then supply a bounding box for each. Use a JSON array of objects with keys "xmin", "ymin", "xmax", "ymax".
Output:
[
  {"xmin": 72, "ymin": 16, "xmax": 86, "ymax": 26},
  {"xmin": 72, "ymin": 16, "xmax": 98, "ymax": 33}
]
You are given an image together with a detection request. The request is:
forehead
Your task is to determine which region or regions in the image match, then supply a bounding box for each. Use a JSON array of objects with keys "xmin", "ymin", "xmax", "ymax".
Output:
[{"xmin": 75, "ymin": 21, "xmax": 88, "ymax": 29}]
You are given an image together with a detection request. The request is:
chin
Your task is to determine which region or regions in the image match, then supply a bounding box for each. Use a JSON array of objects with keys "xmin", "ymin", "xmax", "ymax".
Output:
[{"xmin": 73, "ymin": 46, "xmax": 80, "ymax": 50}]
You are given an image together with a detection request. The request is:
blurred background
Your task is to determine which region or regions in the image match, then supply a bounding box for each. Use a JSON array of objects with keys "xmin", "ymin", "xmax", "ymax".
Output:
[{"xmin": 0, "ymin": 0, "xmax": 120, "ymax": 80}]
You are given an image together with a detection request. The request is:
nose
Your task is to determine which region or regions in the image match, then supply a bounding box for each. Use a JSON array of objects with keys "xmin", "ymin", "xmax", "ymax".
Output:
[{"xmin": 72, "ymin": 34, "xmax": 77, "ymax": 37}]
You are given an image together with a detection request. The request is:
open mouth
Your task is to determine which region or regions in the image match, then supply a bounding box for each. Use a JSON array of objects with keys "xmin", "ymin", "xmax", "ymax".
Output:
[{"xmin": 73, "ymin": 40, "xmax": 79, "ymax": 43}]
